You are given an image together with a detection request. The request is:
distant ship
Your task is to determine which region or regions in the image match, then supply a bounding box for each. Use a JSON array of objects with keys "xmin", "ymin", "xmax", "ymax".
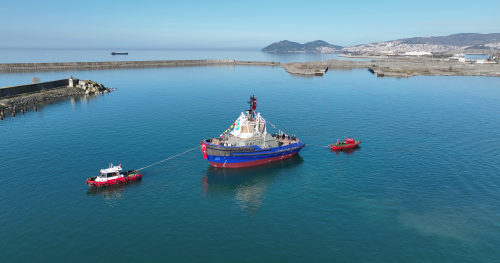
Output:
[
  {"xmin": 200, "ymin": 96, "xmax": 305, "ymax": 168},
  {"xmin": 111, "ymin": 51, "xmax": 128, "ymax": 55}
]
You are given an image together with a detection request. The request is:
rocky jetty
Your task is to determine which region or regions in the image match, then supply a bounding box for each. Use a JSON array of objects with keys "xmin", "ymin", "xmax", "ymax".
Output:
[
  {"xmin": 0, "ymin": 77, "xmax": 112, "ymax": 110},
  {"xmin": 76, "ymin": 79, "xmax": 111, "ymax": 95},
  {"xmin": 0, "ymin": 87, "xmax": 84, "ymax": 109}
]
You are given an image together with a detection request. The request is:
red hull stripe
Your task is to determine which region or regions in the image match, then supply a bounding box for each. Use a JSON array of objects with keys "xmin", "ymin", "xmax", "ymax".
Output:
[
  {"xmin": 209, "ymin": 152, "xmax": 298, "ymax": 168},
  {"xmin": 86, "ymin": 174, "xmax": 142, "ymax": 187},
  {"xmin": 331, "ymin": 142, "xmax": 360, "ymax": 150}
]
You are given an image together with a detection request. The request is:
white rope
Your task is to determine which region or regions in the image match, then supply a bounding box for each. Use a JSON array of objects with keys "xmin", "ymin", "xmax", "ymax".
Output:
[
  {"xmin": 263, "ymin": 118, "xmax": 276, "ymax": 128},
  {"xmin": 136, "ymin": 146, "xmax": 200, "ymax": 171},
  {"xmin": 308, "ymin": 144, "xmax": 331, "ymax": 147}
]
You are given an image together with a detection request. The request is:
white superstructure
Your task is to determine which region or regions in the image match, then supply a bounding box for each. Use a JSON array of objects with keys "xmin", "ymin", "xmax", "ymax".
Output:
[
  {"xmin": 230, "ymin": 112, "xmax": 267, "ymax": 139},
  {"xmin": 96, "ymin": 164, "xmax": 123, "ymax": 182}
]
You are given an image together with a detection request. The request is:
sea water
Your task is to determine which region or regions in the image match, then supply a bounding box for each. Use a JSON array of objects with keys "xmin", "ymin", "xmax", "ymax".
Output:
[
  {"xmin": 1, "ymin": 65, "xmax": 499, "ymax": 262},
  {"xmin": 0, "ymin": 49, "xmax": 371, "ymax": 64}
]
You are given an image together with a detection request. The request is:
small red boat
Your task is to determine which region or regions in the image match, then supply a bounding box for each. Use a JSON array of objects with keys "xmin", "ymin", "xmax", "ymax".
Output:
[
  {"xmin": 331, "ymin": 138, "xmax": 361, "ymax": 150},
  {"xmin": 86, "ymin": 164, "xmax": 142, "ymax": 187}
]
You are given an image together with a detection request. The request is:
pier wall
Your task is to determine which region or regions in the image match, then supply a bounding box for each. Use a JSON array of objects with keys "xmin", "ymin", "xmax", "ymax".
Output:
[
  {"xmin": 0, "ymin": 60, "xmax": 280, "ymax": 72},
  {"xmin": 0, "ymin": 79, "xmax": 73, "ymax": 98}
]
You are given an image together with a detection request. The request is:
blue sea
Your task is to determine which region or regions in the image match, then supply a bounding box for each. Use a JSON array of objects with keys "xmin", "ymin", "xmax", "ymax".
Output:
[
  {"xmin": 1, "ymin": 50, "xmax": 500, "ymax": 262},
  {"xmin": 0, "ymin": 49, "xmax": 372, "ymax": 64}
]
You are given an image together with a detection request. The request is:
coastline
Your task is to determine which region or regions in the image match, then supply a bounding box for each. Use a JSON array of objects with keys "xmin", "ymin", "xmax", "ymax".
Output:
[
  {"xmin": 5, "ymin": 58, "xmax": 497, "ymax": 78},
  {"xmin": 281, "ymin": 59, "xmax": 500, "ymax": 77},
  {"xmin": 2, "ymin": 58, "xmax": 499, "ymax": 111}
]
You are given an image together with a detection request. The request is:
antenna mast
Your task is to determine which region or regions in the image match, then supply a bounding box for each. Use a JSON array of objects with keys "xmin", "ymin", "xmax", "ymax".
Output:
[{"xmin": 247, "ymin": 95, "xmax": 256, "ymax": 117}]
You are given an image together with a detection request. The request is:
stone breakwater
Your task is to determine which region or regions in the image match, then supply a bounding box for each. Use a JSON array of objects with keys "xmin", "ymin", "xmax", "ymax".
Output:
[
  {"xmin": 0, "ymin": 78, "xmax": 112, "ymax": 110},
  {"xmin": 281, "ymin": 59, "xmax": 500, "ymax": 77},
  {"xmin": 0, "ymin": 60, "xmax": 280, "ymax": 72},
  {"xmin": 0, "ymin": 87, "xmax": 85, "ymax": 110}
]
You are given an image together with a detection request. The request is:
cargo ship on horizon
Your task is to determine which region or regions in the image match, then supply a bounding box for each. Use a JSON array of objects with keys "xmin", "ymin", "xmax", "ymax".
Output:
[{"xmin": 111, "ymin": 51, "xmax": 128, "ymax": 55}]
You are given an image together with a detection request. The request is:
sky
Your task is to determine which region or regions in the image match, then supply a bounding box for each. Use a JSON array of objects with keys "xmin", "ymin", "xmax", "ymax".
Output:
[{"xmin": 1, "ymin": 0, "xmax": 499, "ymax": 50}]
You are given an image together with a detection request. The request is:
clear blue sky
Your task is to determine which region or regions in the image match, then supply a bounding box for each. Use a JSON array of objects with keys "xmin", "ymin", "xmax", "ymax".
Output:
[{"xmin": 2, "ymin": 0, "xmax": 499, "ymax": 50}]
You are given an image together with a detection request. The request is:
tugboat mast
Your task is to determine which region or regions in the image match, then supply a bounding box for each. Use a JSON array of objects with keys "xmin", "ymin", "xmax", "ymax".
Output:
[{"xmin": 247, "ymin": 95, "xmax": 256, "ymax": 118}]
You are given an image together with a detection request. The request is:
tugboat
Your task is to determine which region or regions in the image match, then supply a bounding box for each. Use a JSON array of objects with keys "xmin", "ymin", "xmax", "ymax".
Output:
[
  {"xmin": 86, "ymin": 164, "xmax": 142, "ymax": 187},
  {"xmin": 330, "ymin": 138, "xmax": 361, "ymax": 150},
  {"xmin": 200, "ymin": 96, "xmax": 305, "ymax": 168}
]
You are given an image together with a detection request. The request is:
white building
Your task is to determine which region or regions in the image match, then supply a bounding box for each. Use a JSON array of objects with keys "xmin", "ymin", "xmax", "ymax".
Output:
[{"xmin": 404, "ymin": 51, "xmax": 432, "ymax": 56}]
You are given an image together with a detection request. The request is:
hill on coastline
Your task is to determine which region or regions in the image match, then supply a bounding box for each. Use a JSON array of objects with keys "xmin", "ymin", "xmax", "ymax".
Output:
[
  {"xmin": 344, "ymin": 33, "xmax": 500, "ymax": 53},
  {"xmin": 398, "ymin": 33, "xmax": 500, "ymax": 46},
  {"xmin": 261, "ymin": 40, "xmax": 343, "ymax": 53}
]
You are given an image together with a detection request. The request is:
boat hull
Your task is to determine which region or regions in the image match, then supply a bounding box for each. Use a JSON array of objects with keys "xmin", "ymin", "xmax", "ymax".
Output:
[
  {"xmin": 86, "ymin": 173, "xmax": 142, "ymax": 187},
  {"xmin": 204, "ymin": 140, "xmax": 305, "ymax": 168},
  {"xmin": 209, "ymin": 151, "xmax": 300, "ymax": 168},
  {"xmin": 330, "ymin": 141, "xmax": 361, "ymax": 150}
]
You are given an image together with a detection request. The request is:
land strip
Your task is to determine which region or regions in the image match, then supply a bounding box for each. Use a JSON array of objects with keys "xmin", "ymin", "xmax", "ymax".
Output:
[
  {"xmin": 0, "ymin": 60, "xmax": 280, "ymax": 72},
  {"xmin": 282, "ymin": 59, "xmax": 500, "ymax": 77}
]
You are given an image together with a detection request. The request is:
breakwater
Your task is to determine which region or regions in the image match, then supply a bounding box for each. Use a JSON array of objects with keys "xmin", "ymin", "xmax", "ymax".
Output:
[
  {"xmin": 282, "ymin": 59, "xmax": 500, "ymax": 77},
  {"xmin": 0, "ymin": 79, "xmax": 72, "ymax": 97},
  {"xmin": 0, "ymin": 78, "xmax": 111, "ymax": 109},
  {"xmin": 0, "ymin": 60, "xmax": 280, "ymax": 72},
  {"xmin": 0, "ymin": 87, "xmax": 85, "ymax": 111}
]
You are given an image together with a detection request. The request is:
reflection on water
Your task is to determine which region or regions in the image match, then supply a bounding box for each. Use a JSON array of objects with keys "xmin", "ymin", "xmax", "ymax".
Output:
[
  {"xmin": 74, "ymin": 93, "xmax": 100, "ymax": 107},
  {"xmin": 86, "ymin": 178, "xmax": 142, "ymax": 201},
  {"xmin": 331, "ymin": 146, "xmax": 361, "ymax": 156},
  {"xmin": 202, "ymin": 155, "xmax": 304, "ymax": 214},
  {"xmin": 0, "ymin": 93, "xmax": 100, "ymax": 120}
]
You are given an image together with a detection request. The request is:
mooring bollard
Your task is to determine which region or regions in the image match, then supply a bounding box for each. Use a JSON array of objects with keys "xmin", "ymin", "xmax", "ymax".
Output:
[{"xmin": 34, "ymin": 107, "xmax": 37, "ymax": 112}]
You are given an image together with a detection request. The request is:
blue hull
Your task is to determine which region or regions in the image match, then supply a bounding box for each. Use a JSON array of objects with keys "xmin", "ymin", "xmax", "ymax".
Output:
[{"xmin": 204, "ymin": 140, "xmax": 305, "ymax": 168}]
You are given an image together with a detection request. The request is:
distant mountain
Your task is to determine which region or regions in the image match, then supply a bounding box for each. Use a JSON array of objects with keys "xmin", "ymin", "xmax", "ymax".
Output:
[
  {"xmin": 262, "ymin": 40, "xmax": 343, "ymax": 53},
  {"xmin": 343, "ymin": 33, "xmax": 500, "ymax": 53},
  {"xmin": 465, "ymin": 44, "xmax": 496, "ymax": 50},
  {"xmin": 398, "ymin": 33, "xmax": 500, "ymax": 46}
]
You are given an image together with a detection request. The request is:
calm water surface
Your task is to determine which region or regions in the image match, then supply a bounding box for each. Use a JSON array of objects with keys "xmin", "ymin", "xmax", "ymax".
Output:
[
  {"xmin": 1, "ymin": 65, "xmax": 499, "ymax": 262},
  {"xmin": 0, "ymin": 49, "xmax": 371, "ymax": 64}
]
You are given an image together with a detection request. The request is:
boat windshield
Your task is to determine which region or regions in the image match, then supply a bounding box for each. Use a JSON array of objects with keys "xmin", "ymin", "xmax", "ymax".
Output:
[{"xmin": 99, "ymin": 172, "xmax": 117, "ymax": 178}]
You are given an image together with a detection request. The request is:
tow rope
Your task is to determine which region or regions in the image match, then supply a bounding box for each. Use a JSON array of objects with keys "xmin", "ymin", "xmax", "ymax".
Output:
[{"xmin": 136, "ymin": 146, "xmax": 200, "ymax": 171}]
